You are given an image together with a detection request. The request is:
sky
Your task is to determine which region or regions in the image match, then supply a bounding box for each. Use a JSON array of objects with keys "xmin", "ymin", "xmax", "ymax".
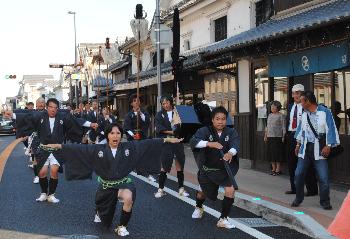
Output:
[{"xmin": 0, "ymin": 0, "xmax": 155, "ymax": 104}]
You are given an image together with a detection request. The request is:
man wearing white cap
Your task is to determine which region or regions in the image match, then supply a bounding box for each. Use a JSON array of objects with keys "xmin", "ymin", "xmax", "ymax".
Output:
[{"xmin": 285, "ymin": 84, "xmax": 318, "ymax": 196}]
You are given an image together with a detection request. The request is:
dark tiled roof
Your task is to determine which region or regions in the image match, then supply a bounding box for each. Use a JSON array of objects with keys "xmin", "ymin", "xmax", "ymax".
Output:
[
  {"xmin": 161, "ymin": 0, "xmax": 205, "ymax": 19},
  {"xmin": 127, "ymin": 53, "xmax": 201, "ymax": 81},
  {"xmin": 105, "ymin": 60, "xmax": 129, "ymax": 73},
  {"xmin": 202, "ymin": 0, "xmax": 350, "ymax": 57}
]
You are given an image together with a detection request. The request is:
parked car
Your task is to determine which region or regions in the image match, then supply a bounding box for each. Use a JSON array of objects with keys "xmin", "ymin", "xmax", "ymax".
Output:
[{"xmin": 0, "ymin": 115, "xmax": 16, "ymax": 135}]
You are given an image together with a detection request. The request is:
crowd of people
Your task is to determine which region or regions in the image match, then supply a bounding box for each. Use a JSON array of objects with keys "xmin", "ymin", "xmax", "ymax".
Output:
[
  {"xmin": 264, "ymin": 84, "xmax": 340, "ymax": 210},
  {"xmin": 3, "ymin": 94, "xmax": 240, "ymax": 237},
  {"xmin": 3, "ymin": 85, "xmax": 341, "ymax": 236}
]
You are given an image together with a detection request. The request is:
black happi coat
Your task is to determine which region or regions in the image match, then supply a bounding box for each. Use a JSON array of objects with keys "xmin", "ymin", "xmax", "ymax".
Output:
[
  {"xmin": 190, "ymin": 126, "xmax": 240, "ymax": 179},
  {"xmin": 14, "ymin": 110, "xmax": 87, "ymax": 170},
  {"xmin": 97, "ymin": 116, "xmax": 117, "ymax": 142},
  {"xmin": 123, "ymin": 110, "xmax": 150, "ymax": 141},
  {"xmin": 60, "ymin": 139, "xmax": 163, "ymax": 226},
  {"xmin": 155, "ymin": 109, "xmax": 185, "ymax": 172},
  {"xmin": 61, "ymin": 139, "xmax": 164, "ymax": 181},
  {"xmin": 87, "ymin": 110, "xmax": 101, "ymax": 142},
  {"xmin": 154, "ymin": 109, "xmax": 173, "ymax": 138}
]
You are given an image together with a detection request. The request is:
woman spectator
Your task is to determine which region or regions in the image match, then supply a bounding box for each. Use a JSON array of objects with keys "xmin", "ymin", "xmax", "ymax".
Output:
[{"xmin": 264, "ymin": 101, "xmax": 286, "ymax": 176}]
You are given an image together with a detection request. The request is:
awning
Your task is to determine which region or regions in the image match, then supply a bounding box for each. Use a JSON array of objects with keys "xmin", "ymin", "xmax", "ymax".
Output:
[
  {"xmin": 202, "ymin": 0, "xmax": 350, "ymax": 57},
  {"xmin": 268, "ymin": 40, "xmax": 350, "ymax": 77}
]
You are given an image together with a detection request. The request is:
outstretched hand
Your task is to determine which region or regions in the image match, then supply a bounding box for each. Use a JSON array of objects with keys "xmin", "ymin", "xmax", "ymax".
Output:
[
  {"xmin": 164, "ymin": 138, "xmax": 184, "ymax": 144},
  {"xmin": 41, "ymin": 144, "xmax": 62, "ymax": 150}
]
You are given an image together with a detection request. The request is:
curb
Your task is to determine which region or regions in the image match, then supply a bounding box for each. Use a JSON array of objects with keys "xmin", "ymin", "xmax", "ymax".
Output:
[{"xmin": 166, "ymin": 174, "xmax": 337, "ymax": 239}]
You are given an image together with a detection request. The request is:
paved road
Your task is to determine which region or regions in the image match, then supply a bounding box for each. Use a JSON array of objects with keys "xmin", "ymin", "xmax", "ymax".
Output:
[{"xmin": 0, "ymin": 136, "xmax": 312, "ymax": 239}]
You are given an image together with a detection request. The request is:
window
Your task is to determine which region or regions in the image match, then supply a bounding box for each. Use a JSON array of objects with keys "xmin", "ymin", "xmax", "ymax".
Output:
[
  {"xmin": 255, "ymin": 0, "xmax": 274, "ymax": 26},
  {"xmin": 335, "ymin": 71, "xmax": 350, "ymax": 135},
  {"xmin": 184, "ymin": 40, "xmax": 190, "ymax": 51},
  {"xmin": 214, "ymin": 16, "xmax": 227, "ymax": 42},
  {"xmin": 274, "ymin": 77, "xmax": 288, "ymax": 115},
  {"xmin": 152, "ymin": 49, "xmax": 165, "ymax": 67},
  {"xmin": 314, "ymin": 73, "xmax": 332, "ymax": 108}
]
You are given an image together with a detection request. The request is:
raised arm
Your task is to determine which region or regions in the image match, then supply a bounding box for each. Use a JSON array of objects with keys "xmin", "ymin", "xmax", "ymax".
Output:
[{"xmin": 132, "ymin": 138, "xmax": 182, "ymax": 175}]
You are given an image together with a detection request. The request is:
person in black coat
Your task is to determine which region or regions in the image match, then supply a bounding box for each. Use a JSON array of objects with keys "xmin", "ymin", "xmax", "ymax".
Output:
[
  {"xmin": 154, "ymin": 96, "xmax": 189, "ymax": 198},
  {"xmin": 97, "ymin": 107, "xmax": 117, "ymax": 143},
  {"xmin": 87, "ymin": 100, "xmax": 101, "ymax": 143},
  {"xmin": 42, "ymin": 123, "xmax": 182, "ymax": 237},
  {"xmin": 189, "ymin": 106, "xmax": 239, "ymax": 229},
  {"xmin": 4, "ymin": 98, "xmax": 98, "ymax": 203},
  {"xmin": 123, "ymin": 94, "xmax": 150, "ymax": 141},
  {"xmin": 285, "ymin": 84, "xmax": 318, "ymax": 196}
]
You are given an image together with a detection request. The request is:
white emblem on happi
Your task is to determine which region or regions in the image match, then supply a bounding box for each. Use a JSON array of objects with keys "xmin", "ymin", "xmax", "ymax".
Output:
[
  {"xmin": 98, "ymin": 151, "xmax": 104, "ymax": 158},
  {"xmin": 342, "ymin": 55, "xmax": 347, "ymax": 64},
  {"xmin": 60, "ymin": 120, "xmax": 63, "ymax": 125},
  {"xmin": 125, "ymin": 149, "xmax": 130, "ymax": 157},
  {"xmin": 40, "ymin": 119, "xmax": 44, "ymax": 124},
  {"xmin": 301, "ymin": 56, "xmax": 310, "ymax": 71},
  {"xmin": 209, "ymin": 135, "xmax": 214, "ymax": 141},
  {"xmin": 225, "ymin": 135, "xmax": 229, "ymax": 142}
]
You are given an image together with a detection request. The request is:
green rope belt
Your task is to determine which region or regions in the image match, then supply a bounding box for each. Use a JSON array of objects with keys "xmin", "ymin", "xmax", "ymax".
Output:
[
  {"xmin": 202, "ymin": 165, "xmax": 220, "ymax": 172},
  {"xmin": 39, "ymin": 144, "xmax": 61, "ymax": 153},
  {"xmin": 97, "ymin": 176, "xmax": 132, "ymax": 189}
]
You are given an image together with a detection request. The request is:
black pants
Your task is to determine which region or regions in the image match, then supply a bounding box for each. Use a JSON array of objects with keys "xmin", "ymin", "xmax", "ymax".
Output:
[{"xmin": 286, "ymin": 132, "xmax": 318, "ymax": 194}]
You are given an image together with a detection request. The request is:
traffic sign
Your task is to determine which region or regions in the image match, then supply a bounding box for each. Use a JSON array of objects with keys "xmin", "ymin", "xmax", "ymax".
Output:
[
  {"xmin": 151, "ymin": 24, "xmax": 173, "ymax": 49},
  {"xmin": 5, "ymin": 75, "xmax": 16, "ymax": 79}
]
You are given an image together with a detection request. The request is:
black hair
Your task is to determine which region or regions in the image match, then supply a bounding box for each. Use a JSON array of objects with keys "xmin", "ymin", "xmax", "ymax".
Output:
[
  {"xmin": 26, "ymin": 102, "xmax": 34, "ymax": 106},
  {"xmin": 333, "ymin": 101, "xmax": 342, "ymax": 114},
  {"xmin": 301, "ymin": 91, "xmax": 317, "ymax": 104},
  {"xmin": 104, "ymin": 123, "xmax": 124, "ymax": 141},
  {"xmin": 46, "ymin": 98, "xmax": 60, "ymax": 108},
  {"xmin": 129, "ymin": 93, "xmax": 143, "ymax": 104},
  {"xmin": 271, "ymin": 100, "xmax": 282, "ymax": 111},
  {"xmin": 160, "ymin": 95, "xmax": 173, "ymax": 106},
  {"xmin": 211, "ymin": 106, "xmax": 228, "ymax": 119}
]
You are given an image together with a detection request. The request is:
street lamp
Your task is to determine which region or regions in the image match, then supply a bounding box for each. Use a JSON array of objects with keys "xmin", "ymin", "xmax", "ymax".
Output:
[{"xmin": 68, "ymin": 10, "xmax": 77, "ymax": 107}]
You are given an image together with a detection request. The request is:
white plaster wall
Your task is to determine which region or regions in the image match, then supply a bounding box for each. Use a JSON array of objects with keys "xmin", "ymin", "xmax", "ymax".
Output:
[
  {"xmin": 178, "ymin": 0, "xmax": 254, "ymax": 53},
  {"xmin": 238, "ymin": 59, "xmax": 251, "ymax": 113},
  {"xmin": 142, "ymin": 49, "xmax": 151, "ymax": 70},
  {"xmin": 132, "ymin": 54, "xmax": 137, "ymax": 74},
  {"xmin": 227, "ymin": 0, "xmax": 254, "ymax": 37}
]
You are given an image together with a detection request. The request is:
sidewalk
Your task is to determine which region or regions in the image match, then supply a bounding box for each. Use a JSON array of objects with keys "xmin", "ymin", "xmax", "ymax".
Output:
[{"xmin": 169, "ymin": 144, "xmax": 348, "ymax": 230}]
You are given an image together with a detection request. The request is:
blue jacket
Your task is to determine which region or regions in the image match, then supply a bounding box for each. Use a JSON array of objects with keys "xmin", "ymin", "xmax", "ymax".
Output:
[{"xmin": 295, "ymin": 105, "xmax": 340, "ymax": 160}]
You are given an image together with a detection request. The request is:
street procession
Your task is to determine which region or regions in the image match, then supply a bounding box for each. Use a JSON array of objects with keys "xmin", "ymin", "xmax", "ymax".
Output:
[{"xmin": 1, "ymin": 0, "xmax": 350, "ymax": 239}]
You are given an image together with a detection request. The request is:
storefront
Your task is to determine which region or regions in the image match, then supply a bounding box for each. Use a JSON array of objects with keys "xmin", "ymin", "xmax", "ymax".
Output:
[
  {"xmin": 200, "ymin": 0, "xmax": 350, "ymax": 184},
  {"xmin": 250, "ymin": 41, "xmax": 350, "ymax": 183}
]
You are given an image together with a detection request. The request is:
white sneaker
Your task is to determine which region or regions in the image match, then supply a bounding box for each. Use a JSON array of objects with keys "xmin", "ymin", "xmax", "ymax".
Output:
[
  {"xmin": 94, "ymin": 213, "xmax": 101, "ymax": 223},
  {"xmin": 192, "ymin": 207, "xmax": 204, "ymax": 219},
  {"xmin": 148, "ymin": 175, "xmax": 156, "ymax": 182},
  {"xmin": 33, "ymin": 176, "xmax": 39, "ymax": 184},
  {"xmin": 47, "ymin": 194, "xmax": 60, "ymax": 203},
  {"xmin": 36, "ymin": 193, "xmax": 47, "ymax": 202},
  {"xmin": 179, "ymin": 187, "xmax": 189, "ymax": 197},
  {"xmin": 154, "ymin": 188, "xmax": 166, "ymax": 198},
  {"xmin": 217, "ymin": 217, "xmax": 235, "ymax": 229},
  {"xmin": 115, "ymin": 226, "xmax": 130, "ymax": 237}
]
